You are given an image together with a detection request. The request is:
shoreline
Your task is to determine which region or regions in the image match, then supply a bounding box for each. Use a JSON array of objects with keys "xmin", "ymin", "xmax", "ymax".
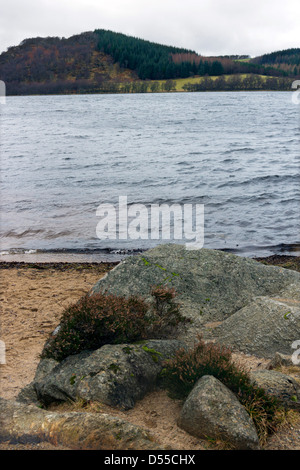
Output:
[
  {"xmin": 6, "ymin": 90, "xmax": 295, "ymax": 97},
  {"xmin": 0, "ymin": 260, "xmax": 119, "ymax": 270},
  {"xmin": 0, "ymin": 253, "xmax": 299, "ymax": 271}
]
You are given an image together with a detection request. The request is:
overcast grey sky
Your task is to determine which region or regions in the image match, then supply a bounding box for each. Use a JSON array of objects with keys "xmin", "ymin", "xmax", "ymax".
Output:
[{"xmin": 0, "ymin": 0, "xmax": 299, "ymax": 57}]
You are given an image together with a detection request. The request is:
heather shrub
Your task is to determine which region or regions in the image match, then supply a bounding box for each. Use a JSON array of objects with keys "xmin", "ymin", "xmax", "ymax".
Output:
[
  {"xmin": 161, "ymin": 336, "xmax": 284, "ymax": 443},
  {"xmin": 147, "ymin": 285, "xmax": 190, "ymax": 337},
  {"xmin": 42, "ymin": 285, "xmax": 187, "ymax": 361},
  {"xmin": 161, "ymin": 336, "xmax": 247, "ymax": 399}
]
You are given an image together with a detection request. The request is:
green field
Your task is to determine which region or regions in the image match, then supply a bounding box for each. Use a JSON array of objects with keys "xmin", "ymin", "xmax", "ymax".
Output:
[{"xmin": 154, "ymin": 74, "xmax": 273, "ymax": 92}]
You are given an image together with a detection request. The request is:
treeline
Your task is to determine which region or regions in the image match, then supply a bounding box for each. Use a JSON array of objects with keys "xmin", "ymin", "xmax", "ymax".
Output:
[
  {"xmin": 251, "ymin": 48, "xmax": 300, "ymax": 66},
  {"xmin": 182, "ymin": 75, "xmax": 294, "ymax": 92},
  {"xmin": 120, "ymin": 76, "xmax": 294, "ymax": 93},
  {"xmin": 5, "ymin": 78, "xmax": 99, "ymax": 95},
  {"xmin": 6, "ymin": 79, "xmax": 177, "ymax": 95},
  {"xmin": 120, "ymin": 80, "xmax": 178, "ymax": 93},
  {"xmin": 5, "ymin": 75, "xmax": 295, "ymax": 96}
]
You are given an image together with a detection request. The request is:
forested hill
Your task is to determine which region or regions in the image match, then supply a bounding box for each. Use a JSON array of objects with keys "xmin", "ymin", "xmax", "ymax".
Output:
[
  {"xmin": 0, "ymin": 31, "xmax": 138, "ymax": 95},
  {"xmin": 95, "ymin": 29, "xmax": 197, "ymax": 80},
  {"xmin": 0, "ymin": 29, "xmax": 298, "ymax": 95},
  {"xmin": 250, "ymin": 48, "xmax": 300, "ymax": 76}
]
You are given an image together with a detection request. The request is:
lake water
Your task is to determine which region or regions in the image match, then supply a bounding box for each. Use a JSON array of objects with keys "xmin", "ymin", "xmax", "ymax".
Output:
[{"xmin": 0, "ymin": 91, "xmax": 299, "ymax": 262}]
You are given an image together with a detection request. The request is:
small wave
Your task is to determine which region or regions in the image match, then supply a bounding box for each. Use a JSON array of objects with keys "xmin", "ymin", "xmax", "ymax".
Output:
[
  {"xmin": 220, "ymin": 242, "xmax": 300, "ymax": 256},
  {"xmin": 68, "ymin": 135, "xmax": 89, "ymax": 139},
  {"xmin": 44, "ymin": 230, "xmax": 73, "ymax": 239},
  {"xmin": 221, "ymin": 158, "xmax": 237, "ymax": 163},
  {"xmin": 222, "ymin": 147, "xmax": 255, "ymax": 155},
  {"xmin": 217, "ymin": 174, "xmax": 300, "ymax": 189},
  {"xmin": 0, "ymin": 247, "xmax": 143, "ymax": 256},
  {"xmin": 0, "ymin": 248, "xmax": 37, "ymax": 255},
  {"xmin": 1, "ymin": 229, "xmax": 73, "ymax": 240},
  {"xmin": 1, "ymin": 229, "xmax": 45, "ymax": 238}
]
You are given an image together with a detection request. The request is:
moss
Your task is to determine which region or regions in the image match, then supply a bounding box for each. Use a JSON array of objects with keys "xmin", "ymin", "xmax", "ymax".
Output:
[
  {"xmin": 155, "ymin": 263, "xmax": 166, "ymax": 271},
  {"xmin": 142, "ymin": 345, "xmax": 162, "ymax": 363},
  {"xmin": 122, "ymin": 346, "xmax": 134, "ymax": 354},
  {"xmin": 70, "ymin": 374, "xmax": 76, "ymax": 385},
  {"xmin": 141, "ymin": 257, "xmax": 181, "ymax": 285}
]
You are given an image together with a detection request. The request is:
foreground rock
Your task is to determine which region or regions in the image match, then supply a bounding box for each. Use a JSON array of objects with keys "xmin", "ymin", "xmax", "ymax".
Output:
[
  {"xmin": 91, "ymin": 244, "xmax": 300, "ymax": 350},
  {"xmin": 21, "ymin": 340, "xmax": 185, "ymax": 409},
  {"xmin": 0, "ymin": 398, "xmax": 159, "ymax": 450},
  {"xmin": 178, "ymin": 375, "xmax": 260, "ymax": 450},
  {"xmin": 213, "ymin": 288, "xmax": 300, "ymax": 358},
  {"xmin": 250, "ymin": 370, "xmax": 300, "ymax": 410}
]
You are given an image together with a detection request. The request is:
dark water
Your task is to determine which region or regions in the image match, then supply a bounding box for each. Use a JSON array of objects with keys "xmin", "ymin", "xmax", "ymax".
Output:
[{"xmin": 1, "ymin": 91, "xmax": 299, "ymax": 262}]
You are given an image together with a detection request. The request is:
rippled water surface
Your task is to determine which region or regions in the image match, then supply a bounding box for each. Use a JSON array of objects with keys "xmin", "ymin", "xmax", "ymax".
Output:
[{"xmin": 1, "ymin": 92, "xmax": 299, "ymax": 261}]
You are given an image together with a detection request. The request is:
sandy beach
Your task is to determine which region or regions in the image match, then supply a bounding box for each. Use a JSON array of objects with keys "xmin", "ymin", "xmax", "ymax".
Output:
[
  {"xmin": 0, "ymin": 262, "xmax": 118, "ymax": 400},
  {"xmin": 0, "ymin": 256, "xmax": 299, "ymax": 450}
]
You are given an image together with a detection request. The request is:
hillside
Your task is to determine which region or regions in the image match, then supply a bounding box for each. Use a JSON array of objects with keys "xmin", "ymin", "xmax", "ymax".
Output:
[
  {"xmin": 0, "ymin": 30, "xmax": 298, "ymax": 95},
  {"xmin": 250, "ymin": 48, "xmax": 300, "ymax": 76},
  {"xmin": 0, "ymin": 31, "xmax": 138, "ymax": 95}
]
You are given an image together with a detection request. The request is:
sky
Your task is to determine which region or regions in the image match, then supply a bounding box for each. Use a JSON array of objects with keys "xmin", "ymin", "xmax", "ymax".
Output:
[{"xmin": 0, "ymin": 0, "xmax": 299, "ymax": 57}]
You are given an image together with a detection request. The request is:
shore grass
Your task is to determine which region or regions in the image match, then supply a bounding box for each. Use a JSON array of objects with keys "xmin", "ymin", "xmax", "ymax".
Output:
[{"xmin": 253, "ymin": 255, "xmax": 300, "ymax": 273}]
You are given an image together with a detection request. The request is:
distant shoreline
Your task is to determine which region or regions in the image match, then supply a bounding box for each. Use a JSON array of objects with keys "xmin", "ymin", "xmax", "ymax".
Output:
[{"xmin": 5, "ymin": 89, "xmax": 295, "ymax": 98}]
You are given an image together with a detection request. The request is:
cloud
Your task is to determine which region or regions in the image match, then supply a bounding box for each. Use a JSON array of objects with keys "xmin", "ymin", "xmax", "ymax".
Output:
[{"xmin": 0, "ymin": 0, "xmax": 299, "ymax": 56}]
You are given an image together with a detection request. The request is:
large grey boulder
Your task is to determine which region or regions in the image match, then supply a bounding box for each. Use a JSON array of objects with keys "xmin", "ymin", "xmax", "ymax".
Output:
[
  {"xmin": 178, "ymin": 375, "xmax": 260, "ymax": 450},
  {"xmin": 213, "ymin": 286, "xmax": 300, "ymax": 358},
  {"xmin": 250, "ymin": 370, "xmax": 300, "ymax": 410},
  {"xmin": 33, "ymin": 339, "xmax": 184, "ymax": 409},
  {"xmin": 91, "ymin": 244, "xmax": 300, "ymax": 345}
]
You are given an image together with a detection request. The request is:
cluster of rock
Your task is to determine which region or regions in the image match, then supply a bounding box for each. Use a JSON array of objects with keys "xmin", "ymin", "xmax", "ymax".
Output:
[
  {"xmin": 2, "ymin": 244, "xmax": 300, "ymax": 450},
  {"xmin": 92, "ymin": 244, "xmax": 300, "ymax": 357},
  {"xmin": 18, "ymin": 339, "xmax": 185, "ymax": 409},
  {"xmin": 16, "ymin": 341, "xmax": 300, "ymax": 450}
]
